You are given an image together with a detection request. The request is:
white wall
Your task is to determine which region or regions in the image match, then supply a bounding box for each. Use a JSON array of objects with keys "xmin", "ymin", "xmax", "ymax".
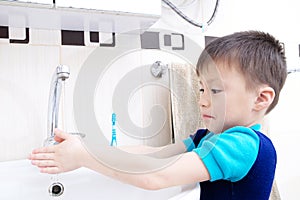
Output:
[
  {"xmin": 156, "ymin": 0, "xmax": 300, "ymax": 69},
  {"xmin": 268, "ymin": 73, "xmax": 300, "ymax": 200}
]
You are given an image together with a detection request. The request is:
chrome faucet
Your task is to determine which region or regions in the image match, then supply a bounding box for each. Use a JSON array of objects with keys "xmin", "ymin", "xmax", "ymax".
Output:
[{"xmin": 44, "ymin": 65, "xmax": 70, "ymax": 146}]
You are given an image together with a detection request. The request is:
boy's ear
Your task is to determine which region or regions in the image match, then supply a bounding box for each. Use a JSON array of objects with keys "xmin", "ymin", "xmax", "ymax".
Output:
[{"xmin": 253, "ymin": 86, "xmax": 275, "ymax": 111}]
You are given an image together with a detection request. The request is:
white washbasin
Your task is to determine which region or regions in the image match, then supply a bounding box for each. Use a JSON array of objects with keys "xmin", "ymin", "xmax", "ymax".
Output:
[{"xmin": 0, "ymin": 159, "xmax": 200, "ymax": 200}]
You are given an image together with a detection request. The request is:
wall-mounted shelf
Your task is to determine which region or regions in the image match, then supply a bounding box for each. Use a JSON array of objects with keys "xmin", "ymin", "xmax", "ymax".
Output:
[{"xmin": 0, "ymin": 0, "xmax": 161, "ymax": 33}]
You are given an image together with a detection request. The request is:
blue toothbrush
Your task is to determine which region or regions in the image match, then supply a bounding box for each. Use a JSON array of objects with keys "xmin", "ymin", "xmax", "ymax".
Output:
[{"xmin": 110, "ymin": 113, "xmax": 117, "ymax": 146}]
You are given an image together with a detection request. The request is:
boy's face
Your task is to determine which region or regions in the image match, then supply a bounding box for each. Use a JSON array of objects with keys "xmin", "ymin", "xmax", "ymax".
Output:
[{"xmin": 198, "ymin": 63, "xmax": 258, "ymax": 133}]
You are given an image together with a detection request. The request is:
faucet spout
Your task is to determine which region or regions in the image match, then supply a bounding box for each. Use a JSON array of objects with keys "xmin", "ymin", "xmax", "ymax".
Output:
[{"xmin": 44, "ymin": 65, "xmax": 70, "ymax": 146}]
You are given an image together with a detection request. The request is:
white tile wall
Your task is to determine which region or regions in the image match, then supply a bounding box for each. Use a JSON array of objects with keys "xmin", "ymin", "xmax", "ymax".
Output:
[
  {"xmin": 0, "ymin": 33, "xmax": 60, "ymax": 160},
  {"xmin": 93, "ymin": 49, "xmax": 175, "ymax": 147},
  {"xmin": 0, "ymin": 28, "xmax": 175, "ymax": 161}
]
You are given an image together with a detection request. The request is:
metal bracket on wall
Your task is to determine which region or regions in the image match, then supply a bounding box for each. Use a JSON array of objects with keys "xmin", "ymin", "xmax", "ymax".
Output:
[{"xmin": 150, "ymin": 61, "xmax": 168, "ymax": 78}]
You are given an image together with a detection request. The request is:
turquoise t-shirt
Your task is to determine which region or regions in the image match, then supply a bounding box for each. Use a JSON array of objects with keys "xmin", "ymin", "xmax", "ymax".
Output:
[{"xmin": 183, "ymin": 125, "xmax": 260, "ymax": 182}]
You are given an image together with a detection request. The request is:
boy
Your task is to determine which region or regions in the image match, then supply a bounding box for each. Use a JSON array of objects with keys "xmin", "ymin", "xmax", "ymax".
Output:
[{"xmin": 29, "ymin": 31, "xmax": 287, "ymax": 199}]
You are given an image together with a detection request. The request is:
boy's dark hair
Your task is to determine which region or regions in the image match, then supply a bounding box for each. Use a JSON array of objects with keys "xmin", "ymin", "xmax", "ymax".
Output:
[{"xmin": 197, "ymin": 30, "xmax": 287, "ymax": 114}]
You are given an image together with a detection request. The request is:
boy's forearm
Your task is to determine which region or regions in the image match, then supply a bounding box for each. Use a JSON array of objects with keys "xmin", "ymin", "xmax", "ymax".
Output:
[
  {"xmin": 146, "ymin": 142, "xmax": 187, "ymax": 158},
  {"xmin": 82, "ymin": 147, "xmax": 209, "ymax": 190},
  {"xmin": 82, "ymin": 152, "xmax": 153, "ymax": 189},
  {"xmin": 118, "ymin": 142, "xmax": 187, "ymax": 158},
  {"xmin": 80, "ymin": 141, "xmax": 188, "ymax": 189},
  {"xmin": 118, "ymin": 145, "xmax": 163, "ymax": 154}
]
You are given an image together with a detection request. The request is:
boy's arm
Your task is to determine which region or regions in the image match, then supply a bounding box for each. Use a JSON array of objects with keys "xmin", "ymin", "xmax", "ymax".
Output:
[
  {"xmin": 119, "ymin": 142, "xmax": 187, "ymax": 158},
  {"xmin": 85, "ymin": 149, "xmax": 210, "ymax": 190},
  {"xmin": 29, "ymin": 130, "xmax": 210, "ymax": 190}
]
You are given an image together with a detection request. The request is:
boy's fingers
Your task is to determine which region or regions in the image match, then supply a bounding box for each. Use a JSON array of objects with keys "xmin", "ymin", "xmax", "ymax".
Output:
[
  {"xmin": 32, "ymin": 145, "xmax": 55, "ymax": 154},
  {"xmin": 31, "ymin": 160, "xmax": 56, "ymax": 167},
  {"xmin": 29, "ymin": 153, "xmax": 54, "ymax": 160}
]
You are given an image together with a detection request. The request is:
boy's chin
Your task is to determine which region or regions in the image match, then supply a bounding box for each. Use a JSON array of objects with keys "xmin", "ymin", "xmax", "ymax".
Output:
[{"xmin": 206, "ymin": 124, "xmax": 224, "ymax": 134}]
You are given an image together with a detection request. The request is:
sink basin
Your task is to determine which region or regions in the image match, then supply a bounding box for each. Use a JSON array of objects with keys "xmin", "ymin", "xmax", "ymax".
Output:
[{"xmin": 0, "ymin": 159, "xmax": 199, "ymax": 200}]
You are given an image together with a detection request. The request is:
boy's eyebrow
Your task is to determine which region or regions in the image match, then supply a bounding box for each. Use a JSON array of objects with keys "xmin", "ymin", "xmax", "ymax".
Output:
[{"xmin": 199, "ymin": 78, "xmax": 222, "ymax": 85}]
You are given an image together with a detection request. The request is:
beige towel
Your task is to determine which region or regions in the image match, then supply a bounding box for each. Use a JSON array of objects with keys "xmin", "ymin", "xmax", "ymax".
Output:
[
  {"xmin": 169, "ymin": 63, "xmax": 203, "ymax": 142},
  {"xmin": 270, "ymin": 181, "xmax": 281, "ymax": 200}
]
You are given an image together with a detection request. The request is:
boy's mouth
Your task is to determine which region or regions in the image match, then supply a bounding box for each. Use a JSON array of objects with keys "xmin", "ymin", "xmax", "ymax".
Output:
[{"xmin": 202, "ymin": 114, "xmax": 215, "ymax": 119}]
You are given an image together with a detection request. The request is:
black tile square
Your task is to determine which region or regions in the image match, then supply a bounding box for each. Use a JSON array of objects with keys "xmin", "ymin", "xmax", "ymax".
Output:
[
  {"xmin": 164, "ymin": 34, "xmax": 171, "ymax": 46},
  {"xmin": 90, "ymin": 31, "xmax": 99, "ymax": 43},
  {"xmin": 140, "ymin": 31, "xmax": 160, "ymax": 49},
  {"xmin": 0, "ymin": 26, "xmax": 9, "ymax": 39},
  {"xmin": 61, "ymin": 30, "xmax": 84, "ymax": 46}
]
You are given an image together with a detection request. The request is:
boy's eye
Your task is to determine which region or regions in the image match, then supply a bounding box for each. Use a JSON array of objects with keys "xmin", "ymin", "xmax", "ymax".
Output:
[
  {"xmin": 211, "ymin": 89, "xmax": 222, "ymax": 94},
  {"xmin": 199, "ymin": 88, "xmax": 222, "ymax": 94}
]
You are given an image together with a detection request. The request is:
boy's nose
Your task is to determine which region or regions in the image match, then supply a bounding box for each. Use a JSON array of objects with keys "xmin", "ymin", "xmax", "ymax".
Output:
[{"xmin": 199, "ymin": 93, "xmax": 211, "ymax": 108}]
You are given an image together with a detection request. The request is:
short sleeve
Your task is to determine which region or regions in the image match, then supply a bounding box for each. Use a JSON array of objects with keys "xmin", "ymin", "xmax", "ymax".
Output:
[
  {"xmin": 192, "ymin": 126, "xmax": 260, "ymax": 182},
  {"xmin": 183, "ymin": 137, "xmax": 195, "ymax": 152},
  {"xmin": 183, "ymin": 129, "xmax": 208, "ymax": 152}
]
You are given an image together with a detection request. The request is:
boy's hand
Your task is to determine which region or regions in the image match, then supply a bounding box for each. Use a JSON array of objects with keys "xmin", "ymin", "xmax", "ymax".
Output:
[{"xmin": 28, "ymin": 129, "xmax": 88, "ymax": 174}]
